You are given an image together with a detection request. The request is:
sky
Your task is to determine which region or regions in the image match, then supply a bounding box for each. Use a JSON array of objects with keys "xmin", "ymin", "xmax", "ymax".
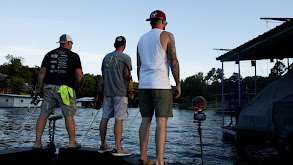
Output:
[{"xmin": 0, "ymin": 0, "xmax": 292, "ymax": 85}]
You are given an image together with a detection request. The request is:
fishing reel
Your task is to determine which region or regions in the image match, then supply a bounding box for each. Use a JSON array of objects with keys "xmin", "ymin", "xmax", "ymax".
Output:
[
  {"xmin": 192, "ymin": 96, "xmax": 207, "ymax": 121},
  {"xmin": 93, "ymin": 92, "xmax": 103, "ymax": 110},
  {"xmin": 30, "ymin": 92, "xmax": 41, "ymax": 105}
]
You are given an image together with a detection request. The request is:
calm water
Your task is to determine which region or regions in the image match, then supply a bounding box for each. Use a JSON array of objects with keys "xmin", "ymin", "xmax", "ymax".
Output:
[{"xmin": 0, "ymin": 107, "xmax": 238, "ymax": 164}]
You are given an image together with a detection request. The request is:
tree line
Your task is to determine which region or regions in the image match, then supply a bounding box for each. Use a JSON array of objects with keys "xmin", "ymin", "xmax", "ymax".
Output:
[{"xmin": 0, "ymin": 55, "xmax": 291, "ymax": 104}]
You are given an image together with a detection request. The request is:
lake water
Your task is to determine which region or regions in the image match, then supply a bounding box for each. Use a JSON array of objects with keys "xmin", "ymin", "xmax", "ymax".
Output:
[{"xmin": 0, "ymin": 107, "xmax": 282, "ymax": 164}]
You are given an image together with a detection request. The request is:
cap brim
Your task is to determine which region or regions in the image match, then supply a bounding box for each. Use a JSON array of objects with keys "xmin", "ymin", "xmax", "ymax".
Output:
[
  {"xmin": 146, "ymin": 17, "xmax": 165, "ymax": 21},
  {"xmin": 57, "ymin": 41, "xmax": 67, "ymax": 43}
]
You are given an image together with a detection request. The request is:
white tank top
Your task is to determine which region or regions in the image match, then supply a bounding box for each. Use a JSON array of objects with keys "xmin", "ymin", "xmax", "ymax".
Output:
[{"xmin": 137, "ymin": 28, "xmax": 171, "ymax": 89}]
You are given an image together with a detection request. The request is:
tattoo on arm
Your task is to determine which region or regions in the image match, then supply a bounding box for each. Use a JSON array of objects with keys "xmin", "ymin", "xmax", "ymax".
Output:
[{"xmin": 167, "ymin": 34, "xmax": 180, "ymax": 84}]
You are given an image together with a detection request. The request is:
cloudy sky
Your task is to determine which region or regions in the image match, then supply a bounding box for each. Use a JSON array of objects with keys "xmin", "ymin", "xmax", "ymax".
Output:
[{"xmin": 1, "ymin": 0, "xmax": 292, "ymax": 85}]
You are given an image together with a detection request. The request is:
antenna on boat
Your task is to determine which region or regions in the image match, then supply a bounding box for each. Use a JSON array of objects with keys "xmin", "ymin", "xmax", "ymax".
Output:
[{"xmin": 193, "ymin": 96, "xmax": 207, "ymax": 165}]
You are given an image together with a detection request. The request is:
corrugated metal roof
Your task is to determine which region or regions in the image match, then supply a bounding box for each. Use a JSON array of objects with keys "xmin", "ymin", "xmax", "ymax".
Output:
[{"xmin": 216, "ymin": 19, "xmax": 293, "ymax": 62}]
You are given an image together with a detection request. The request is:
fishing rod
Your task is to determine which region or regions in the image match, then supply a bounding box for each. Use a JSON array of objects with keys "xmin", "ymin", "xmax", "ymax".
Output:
[
  {"xmin": 18, "ymin": 93, "xmax": 41, "ymax": 147},
  {"xmin": 93, "ymin": 76, "xmax": 103, "ymax": 110},
  {"xmin": 81, "ymin": 109, "xmax": 100, "ymax": 144},
  {"xmin": 193, "ymin": 96, "xmax": 207, "ymax": 165},
  {"xmin": 115, "ymin": 59, "xmax": 138, "ymax": 141},
  {"xmin": 20, "ymin": 105, "xmax": 38, "ymax": 131},
  {"xmin": 20, "ymin": 94, "xmax": 41, "ymax": 131},
  {"xmin": 81, "ymin": 76, "xmax": 103, "ymax": 144},
  {"xmin": 121, "ymin": 109, "xmax": 140, "ymax": 141}
]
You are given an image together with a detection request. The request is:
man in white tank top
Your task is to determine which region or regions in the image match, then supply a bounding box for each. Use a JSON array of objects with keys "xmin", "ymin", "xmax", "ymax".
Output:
[{"xmin": 137, "ymin": 10, "xmax": 181, "ymax": 165}]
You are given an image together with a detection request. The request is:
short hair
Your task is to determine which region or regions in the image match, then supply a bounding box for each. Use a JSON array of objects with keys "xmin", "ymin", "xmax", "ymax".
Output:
[{"xmin": 150, "ymin": 18, "xmax": 161, "ymax": 26}]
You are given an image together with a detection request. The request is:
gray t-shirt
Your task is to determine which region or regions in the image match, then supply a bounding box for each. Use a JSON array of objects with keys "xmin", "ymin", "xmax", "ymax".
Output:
[{"xmin": 101, "ymin": 50, "xmax": 132, "ymax": 97}]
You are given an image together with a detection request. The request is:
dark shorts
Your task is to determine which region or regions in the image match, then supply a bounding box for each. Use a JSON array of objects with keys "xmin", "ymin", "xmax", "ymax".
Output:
[
  {"xmin": 41, "ymin": 84, "xmax": 77, "ymax": 117},
  {"xmin": 138, "ymin": 89, "xmax": 173, "ymax": 117}
]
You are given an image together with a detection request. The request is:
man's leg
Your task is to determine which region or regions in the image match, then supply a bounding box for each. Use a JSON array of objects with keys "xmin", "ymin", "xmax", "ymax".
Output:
[
  {"xmin": 99, "ymin": 118, "xmax": 109, "ymax": 147},
  {"xmin": 35, "ymin": 113, "xmax": 50, "ymax": 144},
  {"xmin": 64, "ymin": 116, "xmax": 76, "ymax": 145},
  {"xmin": 139, "ymin": 117, "xmax": 152, "ymax": 161},
  {"xmin": 155, "ymin": 117, "xmax": 168, "ymax": 165},
  {"xmin": 114, "ymin": 119, "xmax": 123, "ymax": 150}
]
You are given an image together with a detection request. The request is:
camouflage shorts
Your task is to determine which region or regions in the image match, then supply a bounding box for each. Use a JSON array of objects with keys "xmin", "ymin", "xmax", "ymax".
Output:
[{"xmin": 41, "ymin": 84, "xmax": 77, "ymax": 117}]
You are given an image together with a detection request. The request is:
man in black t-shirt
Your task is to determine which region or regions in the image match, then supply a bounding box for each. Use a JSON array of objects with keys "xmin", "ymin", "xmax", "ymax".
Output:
[{"xmin": 34, "ymin": 34, "xmax": 83, "ymax": 149}]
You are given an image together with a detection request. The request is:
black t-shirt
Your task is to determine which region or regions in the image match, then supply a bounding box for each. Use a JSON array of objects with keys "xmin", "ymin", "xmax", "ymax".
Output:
[{"xmin": 41, "ymin": 47, "xmax": 82, "ymax": 89}]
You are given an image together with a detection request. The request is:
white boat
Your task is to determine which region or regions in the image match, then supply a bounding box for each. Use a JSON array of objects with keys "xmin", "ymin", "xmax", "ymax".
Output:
[{"xmin": 0, "ymin": 93, "xmax": 41, "ymax": 108}]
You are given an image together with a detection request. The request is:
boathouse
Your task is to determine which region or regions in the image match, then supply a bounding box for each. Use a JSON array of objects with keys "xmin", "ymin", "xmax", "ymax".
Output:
[{"xmin": 216, "ymin": 18, "xmax": 293, "ymax": 140}]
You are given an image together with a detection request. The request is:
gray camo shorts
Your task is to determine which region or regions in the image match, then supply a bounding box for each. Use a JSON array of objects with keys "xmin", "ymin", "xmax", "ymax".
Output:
[{"xmin": 40, "ymin": 84, "xmax": 77, "ymax": 117}]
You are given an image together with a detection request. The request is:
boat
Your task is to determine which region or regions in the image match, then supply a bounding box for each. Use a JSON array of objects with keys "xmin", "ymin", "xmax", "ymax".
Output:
[{"xmin": 0, "ymin": 93, "xmax": 42, "ymax": 108}]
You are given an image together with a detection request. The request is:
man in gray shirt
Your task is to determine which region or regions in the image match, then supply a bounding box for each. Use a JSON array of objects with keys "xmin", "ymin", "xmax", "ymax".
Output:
[{"xmin": 99, "ymin": 36, "xmax": 134, "ymax": 156}]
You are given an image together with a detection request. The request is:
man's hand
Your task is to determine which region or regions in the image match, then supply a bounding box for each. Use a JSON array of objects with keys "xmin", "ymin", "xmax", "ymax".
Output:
[
  {"xmin": 76, "ymin": 87, "xmax": 81, "ymax": 94},
  {"xmin": 39, "ymin": 88, "xmax": 44, "ymax": 98},
  {"xmin": 128, "ymin": 91, "xmax": 134, "ymax": 101},
  {"xmin": 174, "ymin": 83, "xmax": 181, "ymax": 99}
]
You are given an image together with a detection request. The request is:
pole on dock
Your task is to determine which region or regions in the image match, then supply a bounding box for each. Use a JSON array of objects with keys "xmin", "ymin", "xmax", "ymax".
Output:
[
  {"xmin": 221, "ymin": 62, "xmax": 224, "ymax": 127},
  {"xmin": 198, "ymin": 121, "xmax": 204, "ymax": 165},
  {"xmin": 193, "ymin": 96, "xmax": 207, "ymax": 165}
]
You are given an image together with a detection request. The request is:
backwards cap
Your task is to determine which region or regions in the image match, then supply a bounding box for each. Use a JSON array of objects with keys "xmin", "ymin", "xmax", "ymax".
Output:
[
  {"xmin": 114, "ymin": 36, "xmax": 126, "ymax": 45},
  {"xmin": 57, "ymin": 34, "xmax": 73, "ymax": 44},
  {"xmin": 146, "ymin": 10, "xmax": 166, "ymax": 21}
]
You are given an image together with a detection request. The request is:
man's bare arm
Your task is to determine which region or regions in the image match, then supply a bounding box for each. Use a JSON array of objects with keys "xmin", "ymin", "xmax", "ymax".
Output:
[
  {"xmin": 75, "ymin": 68, "xmax": 84, "ymax": 93},
  {"xmin": 166, "ymin": 33, "xmax": 180, "ymax": 85},
  {"xmin": 124, "ymin": 68, "xmax": 134, "ymax": 100},
  {"xmin": 137, "ymin": 46, "xmax": 141, "ymax": 80},
  {"xmin": 166, "ymin": 33, "xmax": 181, "ymax": 99},
  {"xmin": 38, "ymin": 67, "xmax": 46, "ymax": 97}
]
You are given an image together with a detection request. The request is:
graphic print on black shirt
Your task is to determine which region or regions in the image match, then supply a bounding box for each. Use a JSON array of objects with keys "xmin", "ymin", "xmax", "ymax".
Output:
[
  {"xmin": 41, "ymin": 47, "xmax": 82, "ymax": 89},
  {"xmin": 49, "ymin": 49, "xmax": 68, "ymax": 73}
]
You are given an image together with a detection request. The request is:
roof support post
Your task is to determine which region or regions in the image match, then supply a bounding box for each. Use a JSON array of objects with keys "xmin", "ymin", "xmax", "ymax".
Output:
[
  {"xmin": 237, "ymin": 56, "xmax": 241, "ymax": 106},
  {"xmin": 253, "ymin": 61, "xmax": 257, "ymax": 96},
  {"xmin": 221, "ymin": 61, "xmax": 225, "ymax": 127}
]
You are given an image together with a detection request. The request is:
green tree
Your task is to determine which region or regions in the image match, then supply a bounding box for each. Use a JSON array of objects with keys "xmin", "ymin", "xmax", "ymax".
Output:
[
  {"xmin": 2, "ymin": 55, "xmax": 23, "ymax": 76},
  {"xmin": 205, "ymin": 68, "xmax": 216, "ymax": 84},
  {"xmin": 215, "ymin": 68, "xmax": 223, "ymax": 82},
  {"xmin": 0, "ymin": 55, "xmax": 41, "ymax": 94},
  {"xmin": 79, "ymin": 74, "xmax": 96, "ymax": 97},
  {"xmin": 229, "ymin": 72, "xmax": 242, "ymax": 82},
  {"xmin": 270, "ymin": 61, "xmax": 286, "ymax": 77},
  {"xmin": 7, "ymin": 76, "xmax": 24, "ymax": 94},
  {"xmin": 181, "ymin": 72, "xmax": 211, "ymax": 103}
]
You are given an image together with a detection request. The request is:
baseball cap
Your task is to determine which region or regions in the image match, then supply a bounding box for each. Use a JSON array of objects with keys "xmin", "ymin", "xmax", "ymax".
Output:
[
  {"xmin": 114, "ymin": 36, "xmax": 126, "ymax": 45},
  {"xmin": 146, "ymin": 10, "xmax": 166, "ymax": 21},
  {"xmin": 57, "ymin": 34, "xmax": 73, "ymax": 44}
]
